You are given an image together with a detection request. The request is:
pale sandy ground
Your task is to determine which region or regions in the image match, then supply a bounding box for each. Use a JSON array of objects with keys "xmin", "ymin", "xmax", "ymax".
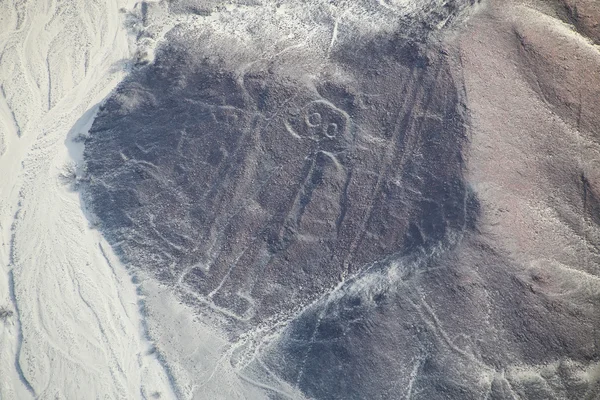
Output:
[{"xmin": 0, "ymin": 1, "xmax": 177, "ymax": 398}]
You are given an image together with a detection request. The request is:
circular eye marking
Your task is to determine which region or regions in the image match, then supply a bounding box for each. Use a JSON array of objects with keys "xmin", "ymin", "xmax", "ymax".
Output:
[
  {"xmin": 325, "ymin": 123, "xmax": 338, "ymax": 138},
  {"xmin": 286, "ymin": 99, "xmax": 351, "ymax": 141},
  {"xmin": 307, "ymin": 112, "xmax": 322, "ymax": 127}
]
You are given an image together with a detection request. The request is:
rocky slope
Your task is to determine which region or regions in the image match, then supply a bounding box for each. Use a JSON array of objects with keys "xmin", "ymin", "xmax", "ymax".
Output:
[{"xmin": 81, "ymin": 0, "xmax": 600, "ymax": 398}]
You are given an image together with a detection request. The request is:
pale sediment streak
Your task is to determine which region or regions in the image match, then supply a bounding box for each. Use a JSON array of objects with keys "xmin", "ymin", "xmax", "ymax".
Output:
[{"xmin": 0, "ymin": 0, "xmax": 175, "ymax": 398}]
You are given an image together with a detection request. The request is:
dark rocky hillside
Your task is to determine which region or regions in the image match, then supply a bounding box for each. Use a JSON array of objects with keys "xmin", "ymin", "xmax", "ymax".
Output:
[{"xmin": 81, "ymin": 0, "xmax": 600, "ymax": 398}]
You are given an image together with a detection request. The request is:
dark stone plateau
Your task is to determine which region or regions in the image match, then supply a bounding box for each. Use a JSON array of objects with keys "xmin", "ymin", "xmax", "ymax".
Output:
[{"xmin": 81, "ymin": 0, "xmax": 600, "ymax": 398}]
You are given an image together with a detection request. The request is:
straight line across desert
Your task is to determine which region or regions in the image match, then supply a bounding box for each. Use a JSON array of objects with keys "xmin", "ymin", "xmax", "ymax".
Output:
[{"xmin": 0, "ymin": 0, "xmax": 599, "ymax": 399}]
